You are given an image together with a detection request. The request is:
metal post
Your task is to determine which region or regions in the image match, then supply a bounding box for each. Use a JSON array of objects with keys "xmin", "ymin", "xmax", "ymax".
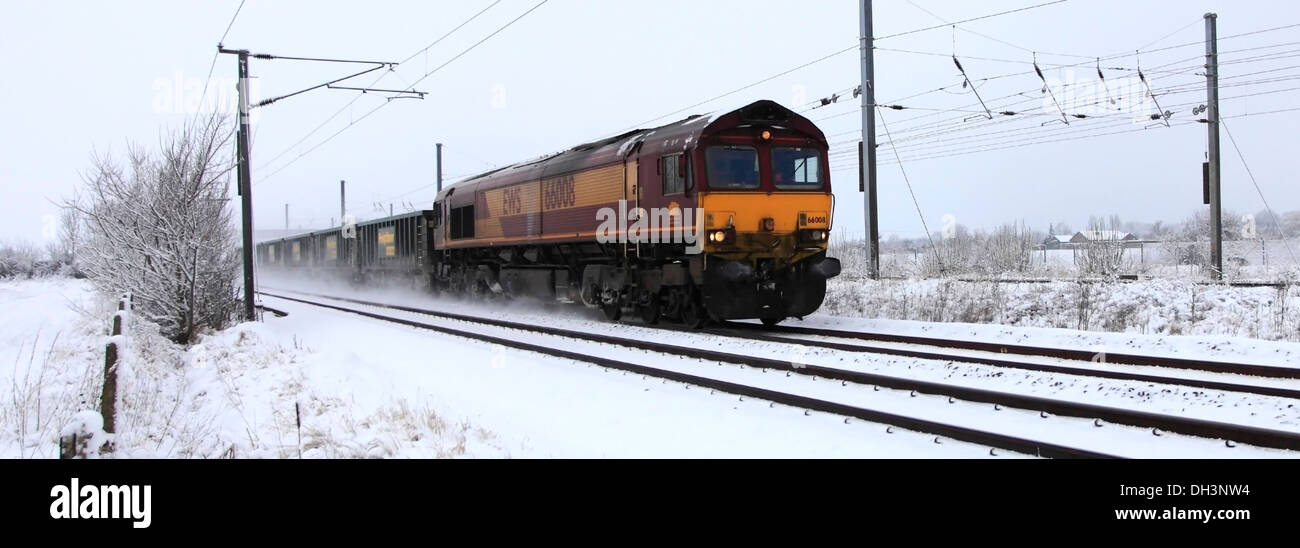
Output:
[
  {"xmin": 284, "ymin": 203, "xmax": 289, "ymax": 230},
  {"xmin": 436, "ymin": 142, "xmax": 444, "ymax": 193},
  {"xmin": 1205, "ymin": 13, "xmax": 1223, "ymax": 280},
  {"xmin": 235, "ymin": 50, "xmax": 256, "ymax": 321},
  {"xmin": 860, "ymin": 0, "xmax": 880, "ymax": 279},
  {"xmin": 340, "ymin": 179, "xmax": 346, "ymax": 225}
]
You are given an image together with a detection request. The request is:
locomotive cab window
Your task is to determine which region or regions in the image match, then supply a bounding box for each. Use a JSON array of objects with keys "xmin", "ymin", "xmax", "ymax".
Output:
[
  {"xmin": 705, "ymin": 146, "xmax": 759, "ymax": 190},
  {"xmin": 661, "ymin": 153, "xmax": 687, "ymax": 195},
  {"xmin": 772, "ymin": 147, "xmax": 823, "ymax": 189},
  {"xmin": 450, "ymin": 205, "xmax": 475, "ymax": 239}
]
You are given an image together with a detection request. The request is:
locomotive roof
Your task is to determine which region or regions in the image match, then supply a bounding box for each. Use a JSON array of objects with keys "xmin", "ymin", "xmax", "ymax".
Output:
[{"xmin": 434, "ymin": 100, "xmax": 824, "ymax": 202}]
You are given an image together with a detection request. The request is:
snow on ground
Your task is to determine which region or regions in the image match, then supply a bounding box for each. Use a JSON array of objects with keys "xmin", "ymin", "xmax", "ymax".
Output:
[
  {"xmin": 255, "ymin": 295, "xmax": 1009, "ymax": 458},
  {"xmin": 1, "ymin": 278, "xmax": 106, "ymax": 458},
  {"xmin": 260, "ymin": 290, "xmax": 1299, "ymax": 458},
  {"xmin": 824, "ymin": 277, "xmax": 1300, "ymax": 343},
  {"xmin": 10, "ymin": 271, "xmax": 1300, "ymax": 458},
  {"xmin": 257, "ymin": 277, "xmax": 1300, "ymax": 455},
  {"xmin": 2, "ymin": 277, "xmax": 1007, "ymax": 458}
]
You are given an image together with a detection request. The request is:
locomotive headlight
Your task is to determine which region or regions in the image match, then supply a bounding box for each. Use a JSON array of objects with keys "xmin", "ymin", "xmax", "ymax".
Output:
[
  {"xmin": 800, "ymin": 229, "xmax": 828, "ymax": 243},
  {"xmin": 760, "ymin": 130, "xmax": 772, "ymax": 141},
  {"xmin": 708, "ymin": 229, "xmax": 735, "ymax": 244}
]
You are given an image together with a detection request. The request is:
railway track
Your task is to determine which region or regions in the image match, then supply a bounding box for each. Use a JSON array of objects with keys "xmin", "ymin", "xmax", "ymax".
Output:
[
  {"xmin": 710, "ymin": 325, "xmax": 1300, "ymax": 400},
  {"xmin": 259, "ymin": 288, "xmax": 1300, "ymax": 455},
  {"xmin": 730, "ymin": 322, "xmax": 1300, "ymax": 380},
  {"xmin": 260, "ymin": 289, "xmax": 1111, "ymax": 458}
]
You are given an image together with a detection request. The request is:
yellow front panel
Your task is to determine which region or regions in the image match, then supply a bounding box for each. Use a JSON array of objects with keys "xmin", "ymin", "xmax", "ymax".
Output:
[{"xmin": 699, "ymin": 192, "xmax": 833, "ymax": 233}]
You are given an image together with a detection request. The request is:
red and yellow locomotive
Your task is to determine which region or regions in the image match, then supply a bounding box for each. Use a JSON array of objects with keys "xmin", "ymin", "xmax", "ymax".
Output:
[
  {"xmin": 258, "ymin": 100, "xmax": 841, "ymax": 327},
  {"xmin": 430, "ymin": 100, "xmax": 840, "ymax": 326}
]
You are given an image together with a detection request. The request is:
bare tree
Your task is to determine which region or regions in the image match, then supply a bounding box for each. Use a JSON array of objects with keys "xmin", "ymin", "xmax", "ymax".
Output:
[
  {"xmin": 43, "ymin": 207, "xmax": 84, "ymax": 276},
  {"xmin": 1076, "ymin": 216, "xmax": 1128, "ymax": 277},
  {"xmin": 978, "ymin": 222, "xmax": 1036, "ymax": 276},
  {"xmin": 68, "ymin": 114, "xmax": 239, "ymax": 344}
]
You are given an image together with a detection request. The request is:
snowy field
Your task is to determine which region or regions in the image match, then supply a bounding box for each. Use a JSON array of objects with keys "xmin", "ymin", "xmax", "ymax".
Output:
[
  {"xmin": 7, "ymin": 274, "xmax": 1300, "ymax": 458},
  {"xmin": 3, "ymin": 277, "xmax": 1007, "ymax": 458},
  {"xmin": 825, "ymin": 277, "xmax": 1300, "ymax": 342}
]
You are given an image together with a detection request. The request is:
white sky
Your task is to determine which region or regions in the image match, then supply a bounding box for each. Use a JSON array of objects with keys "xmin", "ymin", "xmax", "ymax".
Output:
[{"xmin": 2, "ymin": 0, "xmax": 1298, "ymax": 244}]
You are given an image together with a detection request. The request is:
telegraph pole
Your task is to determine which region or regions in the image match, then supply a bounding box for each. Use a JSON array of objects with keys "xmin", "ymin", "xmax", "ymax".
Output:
[
  {"xmin": 860, "ymin": 0, "xmax": 880, "ymax": 279},
  {"xmin": 436, "ymin": 142, "xmax": 444, "ymax": 193},
  {"xmin": 1205, "ymin": 13, "xmax": 1223, "ymax": 280},
  {"xmin": 215, "ymin": 46, "xmax": 421, "ymax": 320},
  {"xmin": 221, "ymin": 48, "xmax": 258, "ymax": 321}
]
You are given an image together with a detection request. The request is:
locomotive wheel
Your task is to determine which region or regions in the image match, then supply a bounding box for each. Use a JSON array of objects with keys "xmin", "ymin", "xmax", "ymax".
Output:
[
  {"xmin": 680, "ymin": 292, "xmax": 706, "ymax": 329},
  {"xmin": 760, "ymin": 316, "xmax": 784, "ymax": 327},
  {"xmin": 639, "ymin": 292, "xmax": 661, "ymax": 325},
  {"xmin": 601, "ymin": 297, "xmax": 622, "ymax": 321}
]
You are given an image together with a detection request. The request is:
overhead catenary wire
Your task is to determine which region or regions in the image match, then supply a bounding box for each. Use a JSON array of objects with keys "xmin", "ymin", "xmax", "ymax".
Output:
[
  {"xmin": 198, "ymin": 0, "xmax": 250, "ymax": 113},
  {"xmin": 857, "ymin": 106, "xmax": 1298, "ymax": 166},
  {"xmin": 824, "ymin": 86, "xmax": 1300, "ymax": 166},
  {"xmin": 259, "ymin": 0, "xmax": 548, "ymax": 185},
  {"xmin": 607, "ymin": 0, "xmax": 1082, "ymax": 137},
  {"xmin": 875, "ymin": 105, "xmax": 944, "ymax": 272},
  {"xmin": 1221, "ymin": 118, "xmax": 1299, "ymax": 263},
  {"xmin": 875, "ymin": 0, "xmax": 1070, "ymax": 41},
  {"xmin": 819, "ymin": 54, "xmax": 1299, "ymax": 149},
  {"xmin": 256, "ymin": 0, "xmax": 504, "ymax": 174},
  {"xmin": 848, "ymin": 84, "xmax": 1300, "ymax": 155},
  {"xmin": 825, "ymin": 85, "xmax": 1300, "ymax": 165},
  {"xmin": 832, "ymin": 31, "xmax": 1300, "ymax": 137}
]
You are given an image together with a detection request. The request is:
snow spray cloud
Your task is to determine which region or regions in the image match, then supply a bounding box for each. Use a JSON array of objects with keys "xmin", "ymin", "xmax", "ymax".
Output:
[
  {"xmin": 49, "ymin": 478, "xmax": 151, "ymax": 529},
  {"xmin": 595, "ymin": 201, "xmax": 704, "ymax": 254}
]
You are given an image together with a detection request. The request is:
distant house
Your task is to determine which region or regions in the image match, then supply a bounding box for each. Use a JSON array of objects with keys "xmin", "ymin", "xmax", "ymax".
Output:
[
  {"xmin": 1041, "ymin": 234, "xmax": 1073, "ymax": 249},
  {"xmin": 1069, "ymin": 230, "xmax": 1138, "ymax": 244}
]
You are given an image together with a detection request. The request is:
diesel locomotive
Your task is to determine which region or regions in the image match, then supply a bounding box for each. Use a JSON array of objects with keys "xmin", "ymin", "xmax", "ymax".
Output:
[{"xmin": 257, "ymin": 100, "xmax": 841, "ymax": 327}]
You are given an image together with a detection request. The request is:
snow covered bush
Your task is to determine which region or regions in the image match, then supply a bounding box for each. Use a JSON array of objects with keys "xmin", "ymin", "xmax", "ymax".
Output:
[
  {"xmin": 824, "ymin": 277, "xmax": 1300, "ymax": 341},
  {"xmin": 0, "ymin": 242, "xmax": 43, "ymax": 279},
  {"xmin": 976, "ymin": 223, "xmax": 1036, "ymax": 276},
  {"xmin": 68, "ymin": 115, "xmax": 240, "ymax": 344}
]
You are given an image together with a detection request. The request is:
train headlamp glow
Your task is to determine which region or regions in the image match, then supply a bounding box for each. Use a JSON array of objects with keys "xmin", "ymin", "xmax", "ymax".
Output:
[
  {"xmin": 760, "ymin": 130, "xmax": 772, "ymax": 141},
  {"xmin": 708, "ymin": 229, "xmax": 735, "ymax": 244},
  {"xmin": 800, "ymin": 229, "xmax": 828, "ymax": 243}
]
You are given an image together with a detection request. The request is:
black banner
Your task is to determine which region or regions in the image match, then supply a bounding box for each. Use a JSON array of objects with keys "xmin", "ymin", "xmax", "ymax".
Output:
[{"xmin": 6, "ymin": 459, "xmax": 1292, "ymax": 535}]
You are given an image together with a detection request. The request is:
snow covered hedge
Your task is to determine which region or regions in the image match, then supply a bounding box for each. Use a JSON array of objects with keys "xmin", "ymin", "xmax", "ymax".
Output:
[
  {"xmin": 67, "ymin": 115, "xmax": 240, "ymax": 344},
  {"xmin": 824, "ymin": 277, "xmax": 1300, "ymax": 341}
]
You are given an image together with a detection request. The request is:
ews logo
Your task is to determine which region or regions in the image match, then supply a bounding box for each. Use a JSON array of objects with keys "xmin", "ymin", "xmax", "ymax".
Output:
[{"xmin": 502, "ymin": 187, "xmax": 523, "ymax": 215}]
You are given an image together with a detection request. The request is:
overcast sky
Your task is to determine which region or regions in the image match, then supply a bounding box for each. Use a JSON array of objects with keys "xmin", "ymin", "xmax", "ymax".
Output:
[{"xmin": 2, "ymin": 0, "xmax": 1297, "ymax": 245}]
